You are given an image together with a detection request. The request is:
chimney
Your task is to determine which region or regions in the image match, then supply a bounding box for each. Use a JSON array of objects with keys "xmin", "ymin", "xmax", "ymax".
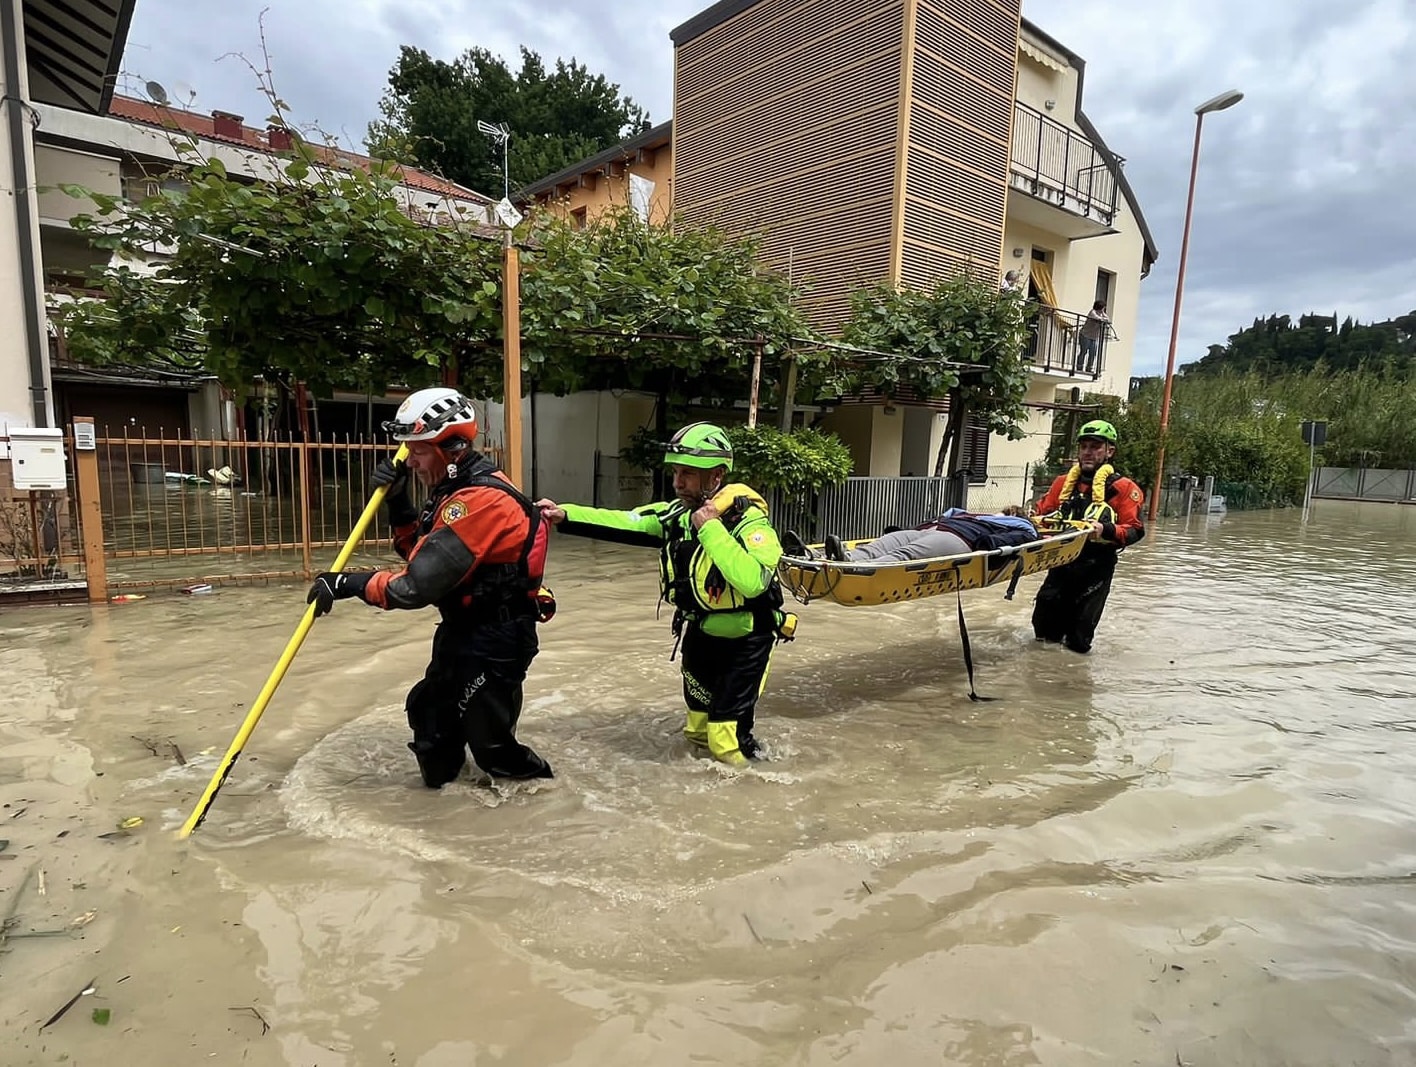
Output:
[
  {"xmin": 267, "ymin": 125, "xmax": 293, "ymax": 151},
  {"xmin": 211, "ymin": 110, "xmax": 244, "ymax": 140}
]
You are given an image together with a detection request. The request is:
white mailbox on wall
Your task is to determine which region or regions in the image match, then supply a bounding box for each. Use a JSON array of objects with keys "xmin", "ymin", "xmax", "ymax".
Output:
[{"xmin": 8, "ymin": 428, "xmax": 68, "ymax": 490}]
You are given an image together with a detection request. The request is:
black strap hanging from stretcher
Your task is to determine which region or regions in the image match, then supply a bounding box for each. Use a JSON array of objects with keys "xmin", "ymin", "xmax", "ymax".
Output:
[
  {"xmin": 1003, "ymin": 567, "xmax": 1024, "ymax": 601},
  {"xmin": 955, "ymin": 589, "xmax": 996, "ymax": 703}
]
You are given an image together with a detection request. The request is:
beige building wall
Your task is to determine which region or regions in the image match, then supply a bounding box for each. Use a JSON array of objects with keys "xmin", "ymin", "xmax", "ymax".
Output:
[
  {"xmin": 1054, "ymin": 225, "xmax": 1145, "ymax": 398},
  {"xmin": 819, "ymin": 405, "xmax": 906, "ymax": 478},
  {"xmin": 1014, "ymin": 36, "xmax": 1077, "ymax": 117},
  {"xmin": 510, "ymin": 8, "xmax": 1152, "ymax": 489},
  {"xmin": 1004, "ymin": 36, "xmax": 1147, "ymax": 399},
  {"xmin": 34, "ymin": 144, "xmax": 121, "ymax": 223},
  {"xmin": 531, "ymin": 150, "xmax": 673, "ymax": 226}
]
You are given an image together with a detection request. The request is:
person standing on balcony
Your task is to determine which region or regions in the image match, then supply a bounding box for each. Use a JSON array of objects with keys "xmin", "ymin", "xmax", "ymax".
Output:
[
  {"xmin": 1030, "ymin": 420, "xmax": 1145, "ymax": 654},
  {"xmin": 305, "ymin": 387, "xmax": 555, "ymax": 787},
  {"xmin": 535, "ymin": 423, "xmax": 790, "ymax": 767},
  {"xmin": 1079, "ymin": 300, "xmax": 1111, "ymax": 373}
]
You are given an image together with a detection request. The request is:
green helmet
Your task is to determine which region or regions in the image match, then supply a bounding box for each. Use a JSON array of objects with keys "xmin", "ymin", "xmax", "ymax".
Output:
[
  {"xmin": 664, "ymin": 422, "xmax": 734, "ymax": 472},
  {"xmin": 1077, "ymin": 419, "xmax": 1118, "ymax": 444}
]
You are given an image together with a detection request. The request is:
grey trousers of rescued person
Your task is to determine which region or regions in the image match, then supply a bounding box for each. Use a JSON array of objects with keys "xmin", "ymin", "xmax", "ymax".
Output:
[{"xmin": 845, "ymin": 528, "xmax": 971, "ymax": 562}]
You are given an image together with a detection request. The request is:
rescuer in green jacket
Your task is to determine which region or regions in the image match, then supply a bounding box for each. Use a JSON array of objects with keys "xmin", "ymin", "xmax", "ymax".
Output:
[{"xmin": 536, "ymin": 422, "xmax": 790, "ymax": 766}]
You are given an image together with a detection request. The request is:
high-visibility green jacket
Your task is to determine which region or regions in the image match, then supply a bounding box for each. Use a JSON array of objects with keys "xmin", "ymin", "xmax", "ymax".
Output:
[{"xmin": 559, "ymin": 494, "xmax": 783, "ymax": 639}]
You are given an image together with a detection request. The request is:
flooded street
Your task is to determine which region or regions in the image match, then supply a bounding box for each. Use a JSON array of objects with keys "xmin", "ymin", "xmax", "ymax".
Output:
[{"xmin": 3, "ymin": 501, "xmax": 1415, "ymax": 1066}]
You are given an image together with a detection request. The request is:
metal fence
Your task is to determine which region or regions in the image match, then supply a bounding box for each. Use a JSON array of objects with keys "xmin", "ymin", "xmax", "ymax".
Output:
[
  {"xmin": 1313, "ymin": 467, "xmax": 1416, "ymax": 503},
  {"xmin": 1153, "ymin": 475, "xmax": 1295, "ymax": 517},
  {"xmin": 91, "ymin": 429, "xmax": 502, "ymax": 591},
  {"xmin": 965, "ymin": 465, "xmax": 1038, "ymax": 513},
  {"xmin": 763, "ymin": 470, "xmax": 1044, "ymax": 542}
]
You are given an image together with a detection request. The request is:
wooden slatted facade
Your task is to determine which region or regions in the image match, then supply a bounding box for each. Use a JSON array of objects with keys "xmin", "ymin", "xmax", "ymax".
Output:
[
  {"xmin": 672, "ymin": 0, "xmax": 1021, "ymax": 330},
  {"xmin": 900, "ymin": 0, "xmax": 1019, "ymax": 289}
]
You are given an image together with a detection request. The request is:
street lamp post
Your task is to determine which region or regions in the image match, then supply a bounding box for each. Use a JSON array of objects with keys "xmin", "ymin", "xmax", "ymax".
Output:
[{"xmin": 1147, "ymin": 89, "xmax": 1243, "ymax": 523}]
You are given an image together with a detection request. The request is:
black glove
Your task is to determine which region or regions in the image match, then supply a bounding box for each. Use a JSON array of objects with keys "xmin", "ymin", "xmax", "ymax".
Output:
[
  {"xmin": 372, "ymin": 457, "xmax": 416, "ymax": 524},
  {"xmin": 306, "ymin": 571, "xmax": 370, "ymax": 617},
  {"xmin": 372, "ymin": 456, "xmax": 409, "ymax": 497}
]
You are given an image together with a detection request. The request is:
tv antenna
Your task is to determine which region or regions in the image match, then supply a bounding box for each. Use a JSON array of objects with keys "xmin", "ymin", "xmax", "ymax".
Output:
[
  {"xmin": 476, "ymin": 120, "xmax": 511, "ymax": 201},
  {"xmin": 170, "ymin": 80, "xmax": 198, "ymax": 108}
]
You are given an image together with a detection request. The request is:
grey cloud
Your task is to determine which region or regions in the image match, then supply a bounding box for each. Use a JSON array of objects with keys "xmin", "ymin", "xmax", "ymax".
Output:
[{"xmin": 1036, "ymin": 0, "xmax": 1416, "ymax": 372}]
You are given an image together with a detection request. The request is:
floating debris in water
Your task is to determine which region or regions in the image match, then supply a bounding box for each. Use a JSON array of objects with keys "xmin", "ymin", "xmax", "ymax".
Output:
[{"xmin": 40, "ymin": 976, "xmax": 96, "ymax": 1029}]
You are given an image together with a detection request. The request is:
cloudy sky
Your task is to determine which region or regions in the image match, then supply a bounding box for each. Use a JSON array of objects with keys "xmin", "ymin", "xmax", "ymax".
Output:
[{"xmin": 118, "ymin": 0, "xmax": 1414, "ymax": 374}]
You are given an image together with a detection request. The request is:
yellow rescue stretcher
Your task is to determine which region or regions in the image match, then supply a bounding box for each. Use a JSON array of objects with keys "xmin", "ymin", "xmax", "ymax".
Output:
[{"xmin": 778, "ymin": 528, "xmax": 1090, "ymax": 607}]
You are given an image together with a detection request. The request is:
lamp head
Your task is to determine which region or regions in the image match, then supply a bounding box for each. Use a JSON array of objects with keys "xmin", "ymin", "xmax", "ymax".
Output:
[{"xmin": 1196, "ymin": 90, "xmax": 1244, "ymax": 115}]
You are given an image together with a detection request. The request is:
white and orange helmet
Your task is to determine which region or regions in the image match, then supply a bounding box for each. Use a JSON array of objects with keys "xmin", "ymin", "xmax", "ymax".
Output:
[{"xmin": 383, "ymin": 387, "xmax": 478, "ymax": 446}]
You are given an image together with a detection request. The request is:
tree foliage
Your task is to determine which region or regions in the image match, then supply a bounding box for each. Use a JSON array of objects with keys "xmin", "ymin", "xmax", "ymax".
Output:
[
  {"xmin": 1096, "ymin": 367, "xmax": 1416, "ymax": 506},
  {"xmin": 514, "ymin": 205, "xmax": 809, "ymax": 403},
  {"xmin": 622, "ymin": 423, "xmax": 853, "ymax": 496},
  {"xmin": 837, "ymin": 274, "xmax": 1032, "ymax": 473},
  {"xmin": 1184, "ymin": 310, "xmax": 1416, "ymax": 376},
  {"xmin": 60, "ymin": 154, "xmax": 810, "ymax": 406},
  {"xmin": 367, "ymin": 45, "xmax": 648, "ymax": 195},
  {"xmin": 63, "ymin": 152, "xmax": 502, "ymax": 396},
  {"xmin": 726, "ymin": 425, "xmax": 855, "ymax": 493}
]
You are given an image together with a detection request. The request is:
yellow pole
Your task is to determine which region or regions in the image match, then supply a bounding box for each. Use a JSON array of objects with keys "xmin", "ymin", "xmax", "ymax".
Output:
[{"xmin": 177, "ymin": 443, "xmax": 409, "ymax": 839}]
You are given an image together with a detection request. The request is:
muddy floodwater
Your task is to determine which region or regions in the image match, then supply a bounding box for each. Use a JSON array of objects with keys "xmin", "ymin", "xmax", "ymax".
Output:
[{"xmin": 2, "ymin": 501, "xmax": 1415, "ymax": 1066}]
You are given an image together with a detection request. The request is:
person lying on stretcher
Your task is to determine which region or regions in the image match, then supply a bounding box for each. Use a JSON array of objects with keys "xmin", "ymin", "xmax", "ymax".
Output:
[{"xmin": 782, "ymin": 506, "xmax": 1038, "ymax": 563}]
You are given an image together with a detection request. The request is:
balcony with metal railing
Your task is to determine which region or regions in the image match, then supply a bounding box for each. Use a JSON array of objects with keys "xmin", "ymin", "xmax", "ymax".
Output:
[
  {"xmin": 1024, "ymin": 303, "xmax": 1112, "ymax": 380},
  {"xmin": 1010, "ymin": 102, "xmax": 1120, "ymax": 239}
]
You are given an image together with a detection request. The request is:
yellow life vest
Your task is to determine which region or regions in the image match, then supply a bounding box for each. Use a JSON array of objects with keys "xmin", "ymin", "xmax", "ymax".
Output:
[{"xmin": 1037, "ymin": 463, "xmax": 1114, "ymax": 531}]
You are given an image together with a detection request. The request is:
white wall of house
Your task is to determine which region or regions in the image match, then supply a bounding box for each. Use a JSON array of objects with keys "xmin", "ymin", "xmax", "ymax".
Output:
[
  {"xmin": 0, "ymin": 5, "xmax": 52, "ymax": 431},
  {"xmin": 482, "ymin": 389, "xmax": 658, "ymax": 507},
  {"xmin": 991, "ymin": 381, "xmax": 1059, "ymax": 467},
  {"xmin": 1005, "ymin": 211, "xmax": 1145, "ymax": 400},
  {"xmin": 1008, "ymin": 31, "xmax": 1150, "ymax": 402},
  {"xmin": 1057, "ymin": 226, "xmax": 1146, "ymax": 398}
]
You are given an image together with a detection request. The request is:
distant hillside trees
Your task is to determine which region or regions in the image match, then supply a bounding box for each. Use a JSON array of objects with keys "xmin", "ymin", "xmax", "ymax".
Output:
[{"xmin": 1184, "ymin": 310, "xmax": 1416, "ymax": 376}]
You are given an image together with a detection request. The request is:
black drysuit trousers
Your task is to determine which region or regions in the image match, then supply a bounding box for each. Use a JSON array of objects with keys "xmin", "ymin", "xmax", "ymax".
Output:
[
  {"xmin": 405, "ymin": 613, "xmax": 553, "ymax": 787},
  {"xmin": 1031, "ymin": 548, "xmax": 1118, "ymax": 654}
]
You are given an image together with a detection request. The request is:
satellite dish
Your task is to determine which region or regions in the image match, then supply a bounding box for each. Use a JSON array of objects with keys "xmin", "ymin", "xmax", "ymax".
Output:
[
  {"xmin": 171, "ymin": 80, "xmax": 197, "ymax": 107},
  {"xmin": 145, "ymin": 80, "xmax": 170, "ymax": 106}
]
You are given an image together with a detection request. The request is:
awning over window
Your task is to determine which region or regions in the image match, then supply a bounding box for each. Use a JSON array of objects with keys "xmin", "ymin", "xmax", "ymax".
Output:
[{"xmin": 1019, "ymin": 39, "xmax": 1067, "ymax": 75}]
